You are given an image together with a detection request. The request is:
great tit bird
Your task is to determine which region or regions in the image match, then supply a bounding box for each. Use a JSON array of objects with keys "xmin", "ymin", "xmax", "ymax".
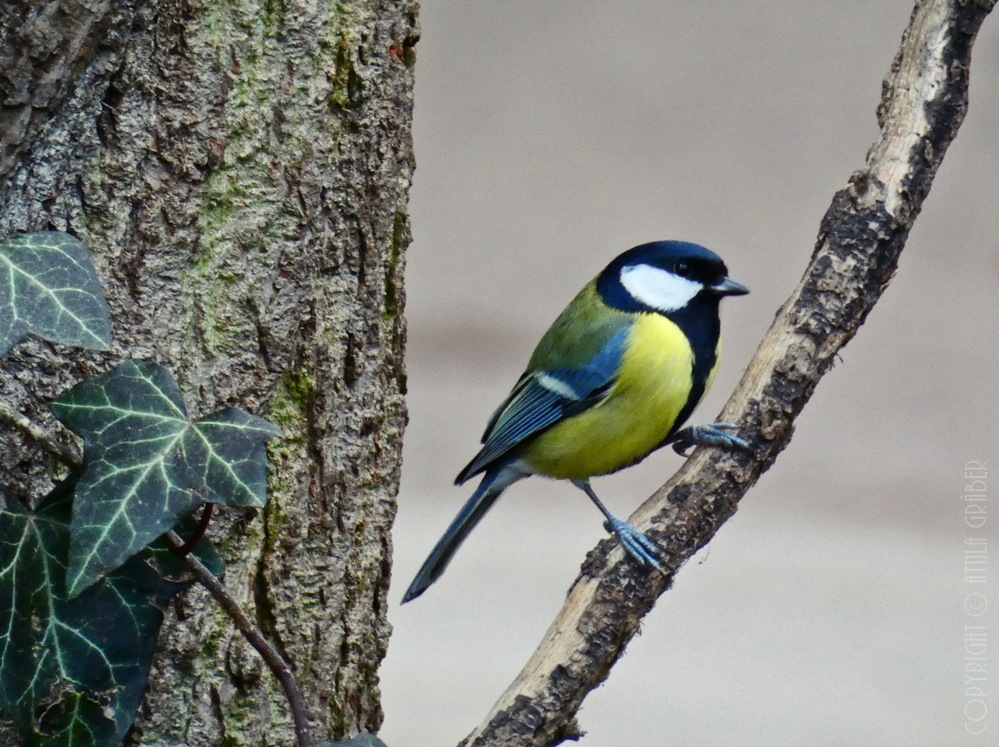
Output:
[{"xmin": 402, "ymin": 241, "xmax": 749, "ymax": 603}]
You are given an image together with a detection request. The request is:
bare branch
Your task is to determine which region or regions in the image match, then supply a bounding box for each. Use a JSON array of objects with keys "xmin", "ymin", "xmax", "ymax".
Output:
[{"xmin": 461, "ymin": 1, "xmax": 995, "ymax": 745}]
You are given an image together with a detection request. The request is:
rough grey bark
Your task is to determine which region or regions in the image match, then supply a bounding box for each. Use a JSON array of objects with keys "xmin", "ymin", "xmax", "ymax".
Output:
[
  {"xmin": 0, "ymin": 0, "xmax": 417, "ymax": 745},
  {"xmin": 0, "ymin": 0, "xmax": 113, "ymax": 178},
  {"xmin": 462, "ymin": 0, "xmax": 995, "ymax": 745}
]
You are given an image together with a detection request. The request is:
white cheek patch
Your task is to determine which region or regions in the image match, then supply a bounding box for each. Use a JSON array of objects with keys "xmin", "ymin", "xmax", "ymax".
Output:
[{"xmin": 619, "ymin": 264, "xmax": 702, "ymax": 312}]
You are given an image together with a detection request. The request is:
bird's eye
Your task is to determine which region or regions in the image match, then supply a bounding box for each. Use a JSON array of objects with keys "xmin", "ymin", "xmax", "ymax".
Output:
[{"xmin": 674, "ymin": 262, "xmax": 691, "ymax": 278}]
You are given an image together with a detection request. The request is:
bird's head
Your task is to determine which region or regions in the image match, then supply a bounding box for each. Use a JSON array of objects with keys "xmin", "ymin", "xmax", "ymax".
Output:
[{"xmin": 596, "ymin": 241, "xmax": 749, "ymax": 314}]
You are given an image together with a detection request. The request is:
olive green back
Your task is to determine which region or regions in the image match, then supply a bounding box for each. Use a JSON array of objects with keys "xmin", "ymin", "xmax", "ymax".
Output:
[{"xmin": 527, "ymin": 281, "xmax": 633, "ymax": 373}]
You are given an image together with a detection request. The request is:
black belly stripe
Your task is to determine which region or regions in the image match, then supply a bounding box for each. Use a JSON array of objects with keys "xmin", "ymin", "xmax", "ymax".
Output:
[
  {"xmin": 662, "ymin": 292, "xmax": 721, "ymax": 441},
  {"xmin": 593, "ymin": 269, "xmax": 724, "ymax": 448}
]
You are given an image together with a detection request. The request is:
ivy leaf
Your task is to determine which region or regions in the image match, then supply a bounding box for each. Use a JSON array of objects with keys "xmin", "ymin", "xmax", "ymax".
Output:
[
  {"xmin": 0, "ymin": 481, "xmax": 220, "ymax": 747},
  {"xmin": 51, "ymin": 360, "xmax": 280, "ymax": 597},
  {"xmin": 0, "ymin": 232, "xmax": 112, "ymax": 356}
]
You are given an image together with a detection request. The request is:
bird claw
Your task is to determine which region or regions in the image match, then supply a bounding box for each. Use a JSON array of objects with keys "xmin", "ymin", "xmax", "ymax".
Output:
[
  {"xmin": 606, "ymin": 517, "xmax": 663, "ymax": 572},
  {"xmin": 671, "ymin": 422, "xmax": 751, "ymax": 457}
]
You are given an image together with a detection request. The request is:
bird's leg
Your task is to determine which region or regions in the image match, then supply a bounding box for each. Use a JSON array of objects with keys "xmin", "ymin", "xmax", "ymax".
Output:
[
  {"xmin": 570, "ymin": 479, "xmax": 663, "ymax": 571},
  {"xmin": 670, "ymin": 422, "xmax": 751, "ymax": 457}
]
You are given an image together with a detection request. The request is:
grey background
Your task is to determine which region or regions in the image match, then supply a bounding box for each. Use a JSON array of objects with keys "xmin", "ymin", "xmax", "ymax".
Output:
[{"xmin": 380, "ymin": 2, "xmax": 999, "ymax": 746}]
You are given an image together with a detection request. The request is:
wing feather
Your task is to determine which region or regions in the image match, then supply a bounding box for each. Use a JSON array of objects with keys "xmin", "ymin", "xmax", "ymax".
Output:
[{"xmin": 455, "ymin": 326, "xmax": 629, "ymax": 484}]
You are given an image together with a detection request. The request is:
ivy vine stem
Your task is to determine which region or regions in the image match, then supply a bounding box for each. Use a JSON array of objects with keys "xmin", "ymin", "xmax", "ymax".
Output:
[
  {"xmin": 168, "ymin": 501, "xmax": 215, "ymax": 556},
  {"xmin": 0, "ymin": 400, "xmax": 81, "ymax": 467},
  {"xmin": 164, "ymin": 529, "xmax": 315, "ymax": 747},
  {"xmin": 0, "ymin": 405, "xmax": 314, "ymax": 745}
]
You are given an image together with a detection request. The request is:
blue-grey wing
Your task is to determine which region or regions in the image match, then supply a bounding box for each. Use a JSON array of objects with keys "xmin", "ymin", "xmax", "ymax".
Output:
[{"xmin": 455, "ymin": 327, "xmax": 628, "ymax": 484}]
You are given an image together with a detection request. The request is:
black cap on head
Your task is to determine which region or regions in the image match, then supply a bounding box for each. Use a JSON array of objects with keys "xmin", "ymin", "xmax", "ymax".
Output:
[{"xmin": 596, "ymin": 241, "xmax": 745, "ymax": 312}]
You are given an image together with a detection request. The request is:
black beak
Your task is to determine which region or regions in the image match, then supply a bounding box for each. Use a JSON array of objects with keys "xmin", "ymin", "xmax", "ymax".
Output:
[{"xmin": 710, "ymin": 277, "xmax": 750, "ymax": 296}]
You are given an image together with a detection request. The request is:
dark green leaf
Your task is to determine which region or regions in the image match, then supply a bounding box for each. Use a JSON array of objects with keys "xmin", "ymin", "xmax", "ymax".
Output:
[
  {"xmin": 0, "ymin": 232, "xmax": 111, "ymax": 356},
  {"xmin": 51, "ymin": 360, "xmax": 279, "ymax": 596},
  {"xmin": 0, "ymin": 481, "xmax": 218, "ymax": 747}
]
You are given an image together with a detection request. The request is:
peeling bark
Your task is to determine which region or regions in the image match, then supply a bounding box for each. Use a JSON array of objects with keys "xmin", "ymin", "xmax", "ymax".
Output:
[
  {"xmin": 461, "ymin": 1, "xmax": 995, "ymax": 745},
  {"xmin": 0, "ymin": 0, "xmax": 417, "ymax": 744}
]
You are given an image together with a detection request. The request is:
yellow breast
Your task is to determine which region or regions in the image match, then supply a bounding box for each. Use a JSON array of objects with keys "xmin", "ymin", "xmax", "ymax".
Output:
[{"xmin": 524, "ymin": 313, "xmax": 718, "ymax": 480}]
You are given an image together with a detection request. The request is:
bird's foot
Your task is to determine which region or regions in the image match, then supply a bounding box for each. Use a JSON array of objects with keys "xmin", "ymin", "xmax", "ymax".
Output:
[
  {"xmin": 603, "ymin": 517, "xmax": 664, "ymax": 571},
  {"xmin": 671, "ymin": 422, "xmax": 750, "ymax": 457}
]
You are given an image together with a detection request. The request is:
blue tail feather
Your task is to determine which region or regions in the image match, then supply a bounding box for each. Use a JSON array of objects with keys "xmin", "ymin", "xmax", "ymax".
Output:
[{"xmin": 402, "ymin": 468, "xmax": 509, "ymax": 603}]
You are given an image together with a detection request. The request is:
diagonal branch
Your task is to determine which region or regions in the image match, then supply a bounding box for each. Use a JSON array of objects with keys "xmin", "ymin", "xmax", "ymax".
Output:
[{"xmin": 461, "ymin": 1, "xmax": 995, "ymax": 745}]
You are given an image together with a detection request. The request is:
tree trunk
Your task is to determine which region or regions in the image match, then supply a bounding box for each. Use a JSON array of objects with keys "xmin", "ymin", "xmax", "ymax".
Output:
[{"xmin": 0, "ymin": 0, "xmax": 417, "ymax": 745}]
